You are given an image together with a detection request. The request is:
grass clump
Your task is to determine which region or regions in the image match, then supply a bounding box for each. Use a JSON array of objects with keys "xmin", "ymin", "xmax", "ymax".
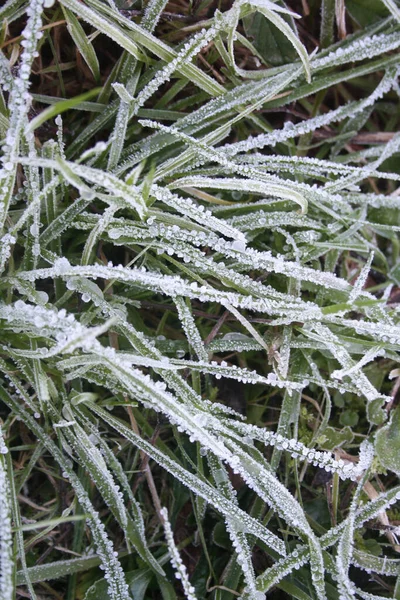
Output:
[{"xmin": 1, "ymin": 0, "xmax": 400, "ymax": 598}]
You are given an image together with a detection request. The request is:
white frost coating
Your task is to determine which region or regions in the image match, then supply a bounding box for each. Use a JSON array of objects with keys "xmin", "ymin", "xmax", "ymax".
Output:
[
  {"xmin": 224, "ymin": 441, "xmax": 327, "ymax": 600},
  {"xmin": 142, "ymin": 121, "xmax": 309, "ymax": 214},
  {"xmin": 357, "ymin": 440, "xmax": 375, "ymax": 474},
  {"xmin": 58, "ymin": 473, "xmax": 131, "ymax": 600},
  {"xmin": 0, "ymin": 430, "xmax": 12, "ymax": 600},
  {"xmin": 0, "ymin": 301, "xmax": 120, "ymax": 365},
  {"xmin": 208, "ymin": 454, "xmax": 259, "ymax": 597},
  {"xmin": 55, "ymin": 114, "xmax": 65, "ymax": 158},
  {"xmin": 240, "ymin": 483, "xmax": 400, "ymax": 599},
  {"xmin": 184, "ymin": 70, "xmax": 298, "ymax": 128},
  {"xmin": 61, "ymin": 417, "xmax": 130, "ymax": 532},
  {"xmin": 151, "ymin": 184, "xmax": 246, "ymax": 241},
  {"xmin": 160, "ymin": 508, "xmax": 198, "ymax": 600},
  {"xmin": 331, "ymin": 346, "xmax": 385, "ymax": 381},
  {"xmin": 174, "ymin": 297, "xmax": 208, "ymax": 362},
  {"xmin": 70, "ymin": 348, "xmax": 293, "ymax": 559},
  {"xmin": 131, "ymin": 26, "xmax": 222, "ymax": 119},
  {"xmin": 349, "ymin": 252, "xmax": 374, "ymax": 303},
  {"xmin": 93, "ymin": 401, "xmax": 285, "ymax": 554},
  {"xmin": 2, "ymin": 2, "xmax": 399, "ymax": 596},
  {"xmin": 227, "ymin": 0, "xmax": 310, "ymax": 82},
  {"xmin": 0, "ymin": 51, "xmax": 13, "ymax": 91},
  {"xmin": 224, "ymin": 68, "xmax": 399, "ymax": 156},
  {"xmin": 141, "ymin": 0, "xmax": 169, "ymax": 31},
  {"xmin": 331, "ymin": 316, "xmax": 400, "ymax": 346},
  {"xmin": 336, "ymin": 441, "xmax": 374, "ymax": 600},
  {"xmin": 380, "ymin": 0, "xmax": 400, "ymax": 22},
  {"xmin": 0, "ymin": 234, "xmax": 16, "ymax": 274},
  {"xmin": 172, "ymin": 358, "xmax": 303, "ymax": 391},
  {"xmin": 312, "ymin": 33, "xmax": 400, "ymax": 70},
  {"xmin": 210, "ymin": 418, "xmax": 369, "ymax": 481},
  {"xmin": 304, "ymin": 323, "xmax": 389, "ymax": 407},
  {"xmin": 236, "ymin": 152, "xmax": 400, "ymax": 185},
  {"xmin": 238, "ymin": 0, "xmax": 299, "ymax": 17},
  {"xmin": 3, "ymin": 398, "xmax": 131, "ymax": 600},
  {"xmin": 108, "ymin": 18, "xmax": 224, "ymax": 171},
  {"xmin": 98, "ymin": 217, "xmax": 335, "ymax": 318},
  {"xmin": 170, "ymin": 176, "xmax": 308, "ymax": 214},
  {"xmin": 108, "ymin": 99, "xmax": 130, "ymax": 171},
  {"xmin": 14, "ymin": 261, "xmax": 339, "ymax": 321},
  {"xmin": 326, "ymin": 131, "xmax": 400, "ymax": 192},
  {"xmin": 0, "ymin": 0, "xmax": 45, "ymax": 228},
  {"xmin": 19, "ymin": 156, "xmax": 147, "ymax": 219}
]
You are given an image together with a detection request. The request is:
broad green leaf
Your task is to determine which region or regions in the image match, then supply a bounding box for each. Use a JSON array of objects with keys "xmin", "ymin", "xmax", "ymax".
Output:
[
  {"xmin": 243, "ymin": 7, "xmax": 298, "ymax": 67},
  {"xmin": 346, "ymin": 0, "xmax": 389, "ymax": 26},
  {"xmin": 62, "ymin": 5, "xmax": 101, "ymax": 82},
  {"xmin": 317, "ymin": 426, "xmax": 354, "ymax": 451},
  {"xmin": 16, "ymin": 555, "xmax": 105, "ymax": 585},
  {"xmin": 84, "ymin": 569, "xmax": 153, "ymax": 600},
  {"xmin": 242, "ymin": 1, "xmax": 311, "ymax": 82},
  {"xmin": 26, "ymin": 89, "xmax": 102, "ymax": 133},
  {"xmin": 375, "ymin": 406, "xmax": 400, "ymax": 475}
]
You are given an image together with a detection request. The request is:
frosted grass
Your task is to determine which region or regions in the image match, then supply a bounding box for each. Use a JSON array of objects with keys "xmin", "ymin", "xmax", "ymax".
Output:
[{"xmin": 1, "ymin": 0, "xmax": 400, "ymax": 597}]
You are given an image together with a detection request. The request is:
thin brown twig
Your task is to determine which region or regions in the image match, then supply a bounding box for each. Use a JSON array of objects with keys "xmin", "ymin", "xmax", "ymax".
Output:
[
  {"xmin": 127, "ymin": 407, "xmax": 164, "ymax": 522},
  {"xmin": 204, "ymin": 310, "xmax": 230, "ymax": 346},
  {"xmin": 198, "ymin": 51, "xmax": 225, "ymax": 84},
  {"xmin": 0, "ymin": 20, "xmax": 67, "ymax": 50}
]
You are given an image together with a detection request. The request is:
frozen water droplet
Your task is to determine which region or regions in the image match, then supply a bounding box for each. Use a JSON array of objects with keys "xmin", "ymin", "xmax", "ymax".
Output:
[
  {"xmin": 36, "ymin": 291, "xmax": 49, "ymax": 304},
  {"xmin": 81, "ymin": 189, "xmax": 95, "ymax": 201},
  {"xmin": 268, "ymin": 372, "xmax": 277, "ymax": 384},
  {"xmin": 66, "ymin": 279, "xmax": 76, "ymax": 290},
  {"xmin": 108, "ymin": 228, "xmax": 121, "ymax": 240},
  {"xmin": 223, "ymin": 332, "xmax": 250, "ymax": 341},
  {"xmin": 34, "ymin": 316, "xmax": 45, "ymax": 328},
  {"xmin": 54, "ymin": 257, "xmax": 70, "ymax": 275},
  {"xmin": 231, "ymin": 239, "xmax": 246, "ymax": 253}
]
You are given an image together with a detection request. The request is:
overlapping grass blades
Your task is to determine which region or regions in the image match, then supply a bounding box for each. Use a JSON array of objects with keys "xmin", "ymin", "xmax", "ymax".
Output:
[{"xmin": 1, "ymin": 0, "xmax": 400, "ymax": 598}]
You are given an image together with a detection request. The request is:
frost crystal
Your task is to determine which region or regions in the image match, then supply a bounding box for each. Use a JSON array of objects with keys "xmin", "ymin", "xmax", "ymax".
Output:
[
  {"xmin": 161, "ymin": 507, "xmax": 198, "ymax": 600},
  {"xmin": 0, "ymin": 430, "xmax": 12, "ymax": 600},
  {"xmin": 0, "ymin": 234, "xmax": 16, "ymax": 273},
  {"xmin": 2, "ymin": 2, "xmax": 399, "ymax": 598},
  {"xmin": 0, "ymin": 0, "xmax": 46, "ymax": 228}
]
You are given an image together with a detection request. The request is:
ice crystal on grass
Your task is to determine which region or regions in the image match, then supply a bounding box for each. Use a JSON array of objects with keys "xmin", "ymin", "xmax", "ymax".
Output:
[
  {"xmin": 336, "ymin": 443, "xmax": 374, "ymax": 600},
  {"xmin": 0, "ymin": 431, "xmax": 12, "ymax": 600},
  {"xmin": 312, "ymin": 33, "xmax": 400, "ymax": 70},
  {"xmin": 1, "ymin": 391, "xmax": 131, "ymax": 600},
  {"xmin": 0, "ymin": 51, "xmax": 13, "ymax": 92},
  {"xmin": 161, "ymin": 507, "xmax": 198, "ymax": 600},
  {"xmin": 304, "ymin": 323, "xmax": 390, "ymax": 424},
  {"xmin": 225, "ymin": 67, "xmax": 400, "ymax": 157},
  {"xmin": 174, "ymin": 297, "xmax": 208, "ymax": 362},
  {"xmin": 222, "ymin": 420, "xmax": 371, "ymax": 481},
  {"xmin": 1, "ymin": 0, "xmax": 400, "ymax": 597},
  {"xmin": 0, "ymin": 234, "xmax": 16, "ymax": 274},
  {"xmin": 89, "ymin": 402, "xmax": 286, "ymax": 555},
  {"xmin": 141, "ymin": 0, "xmax": 169, "ymax": 32},
  {"xmin": 0, "ymin": 0, "xmax": 45, "ymax": 229},
  {"xmin": 208, "ymin": 453, "xmax": 259, "ymax": 597}
]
